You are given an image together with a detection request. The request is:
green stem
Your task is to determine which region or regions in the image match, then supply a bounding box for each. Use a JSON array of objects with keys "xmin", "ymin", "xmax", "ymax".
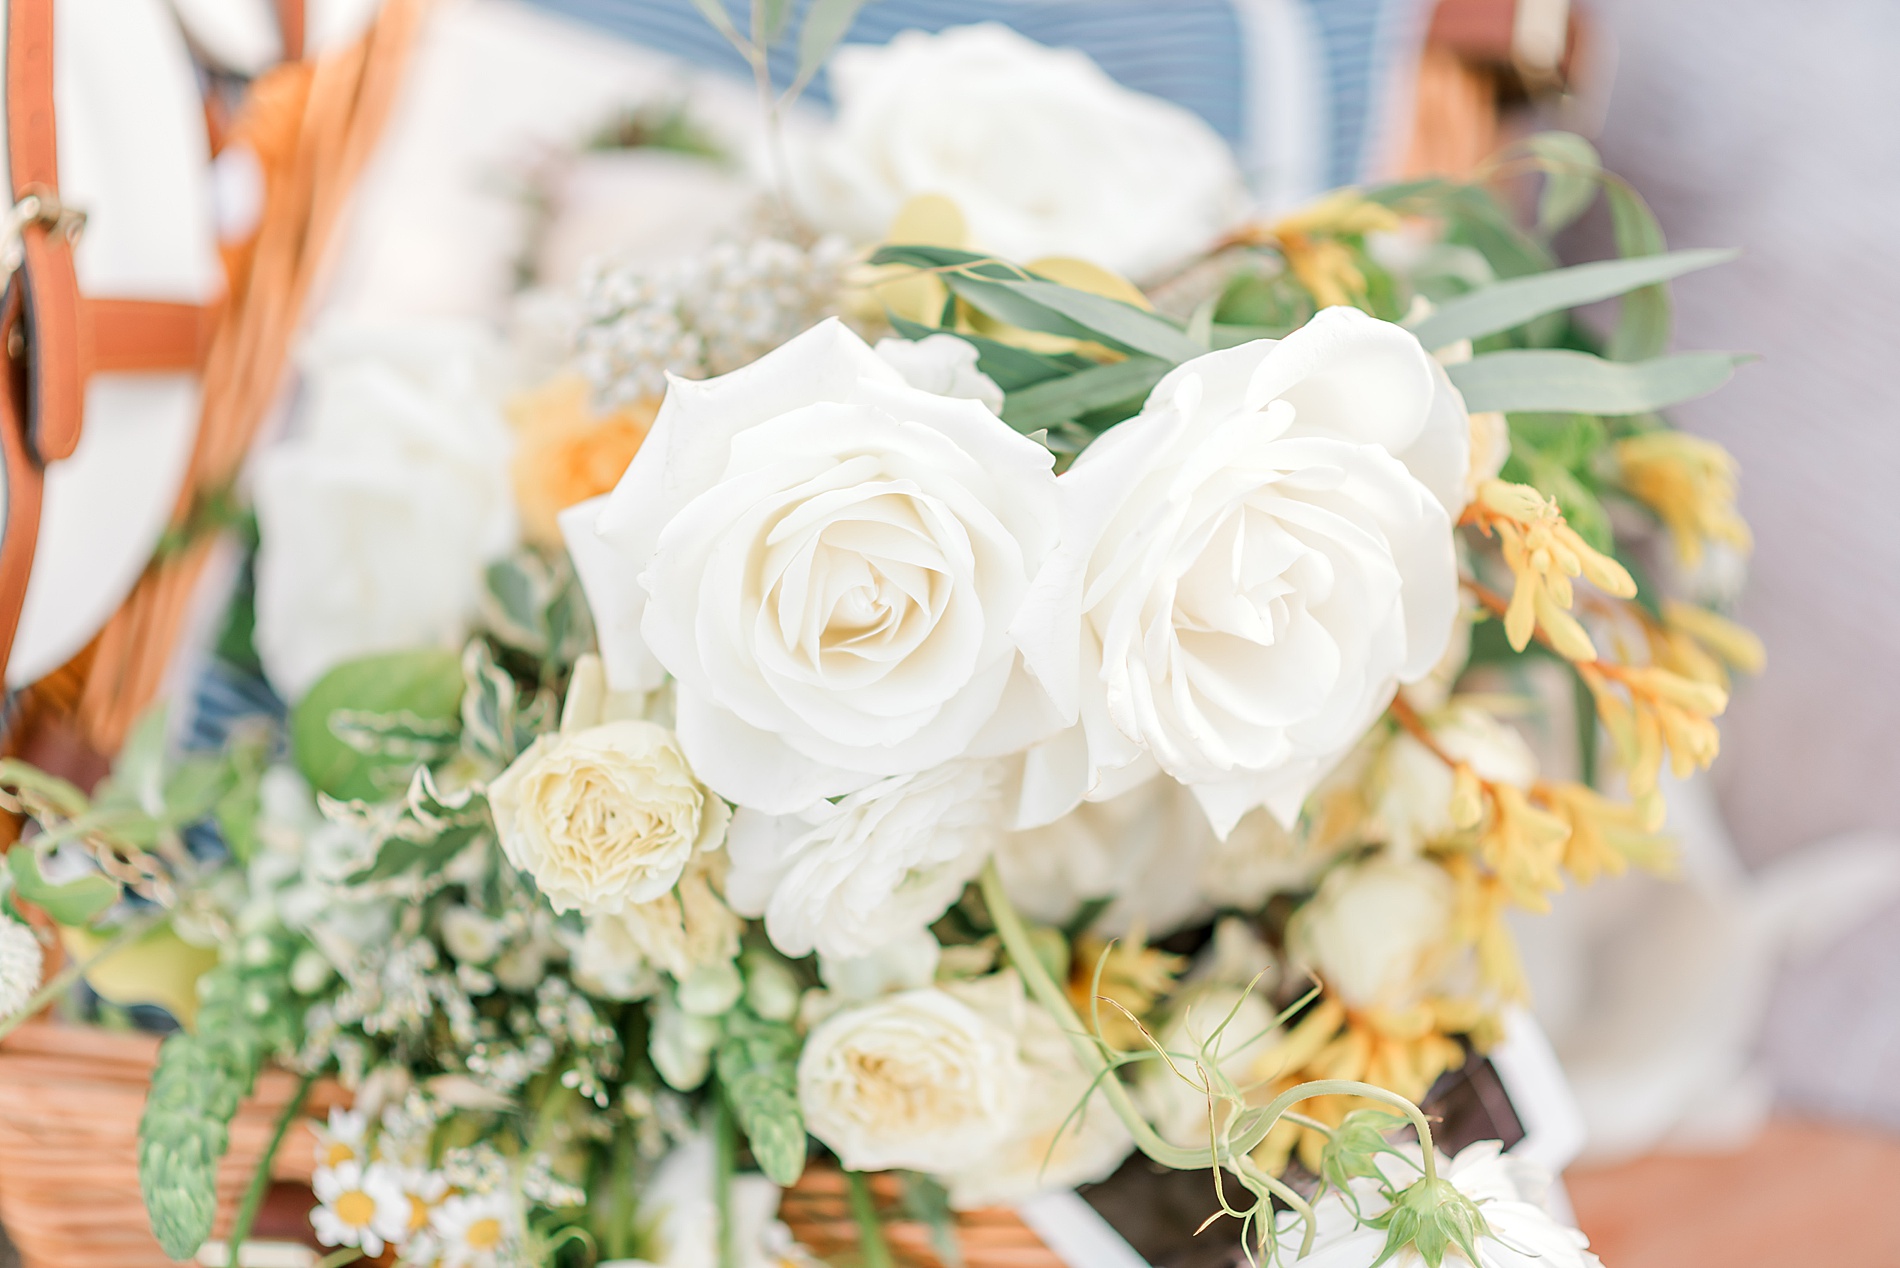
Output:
[
  {"xmin": 1234, "ymin": 1155, "xmax": 1316, "ymax": 1259},
  {"xmin": 0, "ymin": 907, "xmax": 168, "ymax": 1043},
  {"xmin": 714, "ymin": 1092, "xmax": 739, "ymax": 1268},
  {"xmin": 844, "ymin": 1170, "xmax": 895, "ymax": 1268},
  {"xmin": 1236, "ymin": 1081, "xmax": 1440, "ymax": 1188},
  {"xmin": 226, "ymin": 1071, "xmax": 315, "ymax": 1268}
]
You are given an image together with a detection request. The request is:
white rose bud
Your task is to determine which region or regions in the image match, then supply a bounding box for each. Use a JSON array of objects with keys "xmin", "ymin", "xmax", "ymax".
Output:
[
  {"xmin": 1288, "ymin": 856, "xmax": 1456, "ymax": 1011},
  {"xmin": 874, "ymin": 335, "xmax": 1005, "ymax": 414},
  {"xmin": 439, "ymin": 906, "xmax": 503, "ymax": 965},
  {"xmin": 651, "ymin": 992, "xmax": 722, "ymax": 1092},
  {"xmin": 796, "ymin": 986, "xmax": 1022, "ymax": 1173},
  {"xmin": 487, "ymin": 720, "xmax": 730, "ymax": 916},
  {"xmin": 1374, "ymin": 702, "xmax": 1537, "ymax": 854}
]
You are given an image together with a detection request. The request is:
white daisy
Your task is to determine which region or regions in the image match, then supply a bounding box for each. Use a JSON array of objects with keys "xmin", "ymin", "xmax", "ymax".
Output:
[
  {"xmin": 429, "ymin": 1190, "xmax": 518, "ymax": 1268},
  {"xmin": 0, "ymin": 916, "xmax": 43, "ymax": 1020},
  {"xmin": 314, "ymin": 1106, "xmax": 369, "ymax": 1169},
  {"xmin": 311, "ymin": 1160, "xmax": 407, "ymax": 1258},
  {"xmin": 373, "ymin": 1167, "xmax": 451, "ymax": 1249}
]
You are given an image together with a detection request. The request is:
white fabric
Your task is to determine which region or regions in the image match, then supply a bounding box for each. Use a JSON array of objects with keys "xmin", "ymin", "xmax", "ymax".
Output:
[{"xmin": 0, "ymin": 0, "xmax": 221, "ymax": 686}]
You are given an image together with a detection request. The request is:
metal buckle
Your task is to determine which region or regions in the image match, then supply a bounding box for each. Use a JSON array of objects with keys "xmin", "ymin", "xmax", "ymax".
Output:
[{"xmin": 0, "ymin": 184, "xmax": 88, "ymax": 282}]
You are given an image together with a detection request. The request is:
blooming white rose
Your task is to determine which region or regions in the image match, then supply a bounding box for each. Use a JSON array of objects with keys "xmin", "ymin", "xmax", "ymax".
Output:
[
  {"xmin": 562, "ymin": 318, "xmax": 1060, "ymax": 815},
  {"xmin": 794, "ymin": 23, "xmax": 1244, "ymax": 280},
  {"xmin": 254, "ymin": 322, "xmax": 517, "ymax": 699},
  {"xmin": 796, "ymin": 985, "xmax": 1022, "ymax": 1173},
  {"xmin": 1287, "ymin": 855, "xmax": 1455, "ymax": 1011},
  {"xmin": 938, "ymin": 974, "xmax": 1132, "ymax": 1208},
  {"xmin": 726, "ymin": 759, "xmax": 1007, "ymax": 960},
  {"xmin": 1273, "ymin": 1141, "xmax": 1602, "ymax": 1268},
  {"xmin": 1373, "ymin": 700, "xmax": 1537, "ymax": 854},
  {"xmin": 487, "ymin": 721, "xmax": 730, "ymax": 916},
  {"xmin": 1014, "ymin": 306, "xmax": 1468, "ymax": 836},
  {"xmin": 874, "ymin": 335, "xmax": 1005, "ymax": 414}
]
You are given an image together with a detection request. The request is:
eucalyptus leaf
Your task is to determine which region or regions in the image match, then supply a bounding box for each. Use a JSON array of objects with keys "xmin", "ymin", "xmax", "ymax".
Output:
[
  {"xmin": 793, "ymin": 0, "xmax": 871, "ymax": 95},
  {"xmin": 687, "ymin": 0, "xmax": 747, "ymax": 51},
  {"xmin": 1604, "ymin": 180, "xmax": 1671, "ymax": 361},
  {"xmin": 1448, "ymin": 349, "xmax": 1745, "ymax": 415},
  {"xmin": 6, "ymin": 848, "xmax": 117, "ymax": 925},
  {"xmin": 291, "ymin": 649, "xmax": 464, "ymax": 802},
  {"xmin": 1410, "ymin": 249, "xmax": 1736, "ymax": 351},
  {"xmin": 1000, "ymin": 358, "xmax": 1168, "ymax": 433},
  {"xmin": 756, "ymin": 0, "xmax": 792, "ymax": 45},
  {"xmin": 1522, "ymin": 132, "xmax": 1602, "ymax": 235},
  {"xmin": 969, "ymin": 277, "xmax": 1203, "ymax": 364}
]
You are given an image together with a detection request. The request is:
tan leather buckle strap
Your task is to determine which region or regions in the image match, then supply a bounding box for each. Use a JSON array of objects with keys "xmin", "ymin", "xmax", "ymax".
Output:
[
  {"xmin": 277, "ymin": 0, "xmax": 307, "ymax": 61},
  {"xmin": 86, "ymin": 298, "xmax": 221, "ymax": 374}
]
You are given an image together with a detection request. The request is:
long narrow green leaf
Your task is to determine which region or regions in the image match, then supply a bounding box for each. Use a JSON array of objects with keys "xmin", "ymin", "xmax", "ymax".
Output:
[
  {"xmin": 755, "ymin": 0, "xmax": 792, "ymax": 45},
  {"xmin": 1521, "ymin": 132, "xmax": 1603, "ymax": 235},
  {"xmin": 946, "ymin": 274, "xmax": 1201, "ymax": 364},
  {"xmin": 687, "ymin": 0, "xmax": 747, "ymax": 51},
  {"xmin": 1447, "ymin": 349, "xmax": 1745, "ymax": 415},
  {"xmin": 793, "ymin": 0, "xmax": 871, "ymax": 94},
  {"xmin": 1605, "ymin": 179, "xmax": 1671, "ymax": 361},
  {"xmin": 1001, "ymin": 358, "xmax": 1168, "ymax": 432},
  {"xmin": 1411, "ymin": 249, "xmax": 1736, "ymax": 351}
]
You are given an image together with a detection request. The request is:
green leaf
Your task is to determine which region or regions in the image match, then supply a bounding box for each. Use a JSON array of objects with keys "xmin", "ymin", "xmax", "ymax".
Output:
[
  {"xmin": 755, "ymin": 0, "xmax": 792, "ymax": 45},
  {"xmin": 1000, "ymin": 358, "xmax": 1167, "ymax": 433},
  {"xmin": 291, "ymin": 649, "xmax": 465, "ymax": 802},
  {"xmin": 1521, "ymin": 132, "xmax": 1602, "ymax": 235},
  {"xmin": 899, "ymin": 1174, "xmax": 965, "ymax": 1268},
  {"xmin": 687, "ymin": 0, "xmax": 747, "ymax": 52},
  {"xmin": 1604, "ymin": 180, "xmax": 1671, "ymax": 361},
  {"xmin": 716, "ymin": 1010, "xmax": 807, "ymax": 1186},
  {"xmin": 948, "ymin": 275, "xmax": 1203, "ymax": 364},
  {"xmin": 1448, "ymin": 349, "xmax": 1745, "ymax": 415},
  {"xmin": 793, "ymin": 0, "xmax": 871, "ymax": 95},
  {"xmin": 7, "ymin": 848, "xmax": 117, "ymax": 926},
  {"xmin": 1410, "ymin": 249, "xmax": 1735, "ymax": 351}
]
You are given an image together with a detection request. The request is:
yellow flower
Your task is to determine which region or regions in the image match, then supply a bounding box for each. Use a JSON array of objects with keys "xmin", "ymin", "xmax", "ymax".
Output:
[
  {"xmin": 1233, "ymin": 190, "xmax": 1404, "ymax": 310},
  {"xmin": 1535, "ymin": 780, "xmax": 1675, "ymax": 885},
  {"xmin": 1579, "ymin": 661, "xmax": 1727, "ymax": 811},
  {"xmin": 1658, "ymin": 600, "xmax": 1766, "ymax": 689},
  {"xmin": 507, "ymin": 375, "xmax": 654, "ymax": 546},
  {"xmin": 1472, "ymin": 783, "xmax": 1571, "ymax": 911},
  {"xmin": 1468, "ymin": 479, "xmax": 1637, "ymax": 660},
  {"xmin": 1068, "ymin": 932, "xmax": 1186, "ymax": 1050},
  {"xmin": 1614, "ymin": 431, "xmax": 1751, "ymax": 567},
  {"xmin": 1444, "ymin": 854, "xmax": 1529, "ymax": 1002}
]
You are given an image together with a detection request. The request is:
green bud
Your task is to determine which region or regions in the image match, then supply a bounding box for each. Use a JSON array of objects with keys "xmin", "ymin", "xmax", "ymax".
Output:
[
  {"xmin": 1319, "ymin": 1109, "xmax": 1412, "ymax": 1195},
  {"xmin": 1370, "ymin": 1176, "xmax": 1492, "ymax": 1268}
]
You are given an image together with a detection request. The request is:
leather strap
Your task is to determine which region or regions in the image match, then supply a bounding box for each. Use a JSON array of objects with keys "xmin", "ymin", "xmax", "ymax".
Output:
[
  {"xmin": 276, "ymin": 0, "xmax": 306, "ymax": 61},
  {"xmin": 86, "ymin": 297, "xmax": 220, "ymax": 373}
]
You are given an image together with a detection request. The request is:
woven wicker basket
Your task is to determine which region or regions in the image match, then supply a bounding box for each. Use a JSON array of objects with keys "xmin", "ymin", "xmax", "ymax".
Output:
[
  {"xmin": 780, "ymin": 1169, "xmax": 1062, "ymax": 1268},
  {"xmin": 0, "ymin": 1022, "xmax": 336, "ymax": 1268}
]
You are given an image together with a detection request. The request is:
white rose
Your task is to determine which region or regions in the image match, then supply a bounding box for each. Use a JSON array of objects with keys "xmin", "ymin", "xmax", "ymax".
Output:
[
  {"xmin": 570, "ymin": 853, "xmax": 742, "ymax": 998},
  {"xmin": 561, "ymin": 318, "xmax": 1060, "ymax": 815},
  {"xmin": 1373, "ymin": 700, "xmax": 1537, "ymax": 854},
  {"xmin": 487, "ymin": 721, "xmax": 731, "ymax": 915},
  {"xmin": 794, "ymin": 23, "xmax": 1244, "ymax": 280},
  {"xmin": 796, "ymin": 986, "xmax": 1022, "ymax": 1173},
  {"xmin": 939, "ymin": 977, "xmax": 1133, "ymax": 1208},
  {"xmin": 1287, "ymin": 855, "xmax": 1455, "ymax": 1011},
  {"xmin": 1014, "ymin": 306, "xmax": 1467, "ymax": 836},
  {"xmin": 874, "ymin": 335, "xmax": 1005, "ymax": 414},
  {"xmin": 726, "ymin": 760, "xmax": 1006, "ymax": 960},
  {"xmin": 254, "ymin": 322, "xmax": 517, "ymax": 699}
]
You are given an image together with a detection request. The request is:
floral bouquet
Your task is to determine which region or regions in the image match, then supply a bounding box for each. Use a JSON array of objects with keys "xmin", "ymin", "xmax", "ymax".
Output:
[{"xmin": 0, "ymin": 8, "xmax": 1757, "ymax": 1268}]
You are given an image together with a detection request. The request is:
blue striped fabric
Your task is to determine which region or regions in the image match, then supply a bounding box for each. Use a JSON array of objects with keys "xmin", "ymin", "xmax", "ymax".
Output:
[{"xmin": 519, "ymin": 0, "xmax": 1423, "ymax": 188}]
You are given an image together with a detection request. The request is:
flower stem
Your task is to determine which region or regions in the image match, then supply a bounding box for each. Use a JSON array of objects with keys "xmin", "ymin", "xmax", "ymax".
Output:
[
  {"xmin": 225, "ymin": 1071, "xmax": 316, "ymax": 1267},
  {"xmin": 844, "ymin": 1170, "xmax": 896, "ymax": 1268},
  {"xmin": 714, "ymin": 1091, "xmax": 740, "ymax": 1268}
]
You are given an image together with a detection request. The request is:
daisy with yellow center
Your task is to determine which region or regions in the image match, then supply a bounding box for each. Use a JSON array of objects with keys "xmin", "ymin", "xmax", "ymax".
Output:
[
  {"xmin": 430, "ymin": 1190, "xmax": 516, "ymax": 1268},
  {"xmin": 313, "ymin": 1107, "xmax": 368, "ymax": 1170},
  {"xmin": 310, "ymin": 1160, "xmax": 405, "ymax": 1259}
]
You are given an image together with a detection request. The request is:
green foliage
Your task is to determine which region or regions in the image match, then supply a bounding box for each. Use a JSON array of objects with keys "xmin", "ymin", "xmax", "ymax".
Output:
[
  {"xmin": 715, "ymin": 1007, "xmax": 807, "ymax": 1186},
  {"xmin": 139, "ymin": 941, "xmax": 304, "ymax": 1260},
  {"xmin": 1368, "ymin": 1176, "xmax": 1492, "ymax": 1268},
  {"xmin": 481, "ymin": 551, "xmax": 594, "ymax": 672},
  {"xmin": 290, "ymin": 648, "xmax": 465, "ymax": 801},
  {"xmin": 1448, "ymin": 348, "xmax": 1746, "ymax": 415},
  {"xmin": 1214, "ymin": 267, "xmax": 1316, "ymax": 336},
  {"xmin": 1317, "ymin": 1109, "xmax": 1412, "ymax": 1197},
  {"xmin": 4, "ymin": 847, "xmax": 116, "ymax": 925},
  {"xmin": 1000, "ymin": 357, "xmax": 1169, "ymax": 435},
  {"xmin": 899, "ymin": 1173, "xmax": 965, "ymax": 1268}
]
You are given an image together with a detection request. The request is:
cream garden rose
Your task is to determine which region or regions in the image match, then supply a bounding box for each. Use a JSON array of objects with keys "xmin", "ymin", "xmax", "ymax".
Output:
[
  {"xmin": 1013, "ymin": 306, "xmax": 1468, "ymax": 836},
  {"xmin": 1373, "ymin": 700, "xmax": 1537, "ymax": 854},
  {"xmin": 1286, "ymin": 855, "xmax": 1455, "ymax": 1011},
  {"xmin": 796, "ymin": 985, "xmax": 1022, "ymax": 1173},
  {"xmin": 487, "ymin": 721, "xmax": 730, "ymax": 916},
  {"xmin": 562, "ymin": 318, "xmax": 1060, "ymax": 815},
  {"xmin": 726, "ymin": 759, "xmax": 1009, "ymax": 960},
  {"xmin": 794, "ymin": 23, "xmax": 1245, "ymax": 280}
]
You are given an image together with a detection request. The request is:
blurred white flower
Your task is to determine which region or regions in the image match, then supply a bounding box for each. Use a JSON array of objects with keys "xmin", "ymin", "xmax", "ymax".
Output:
[
  {"xmin": 604, "ymin": 1134, "xmax": 812, "ymax": 1268},
  {"xmin": 440, "ymin": 906, "xmax": 504, "ymax": 965},
  {"xmin": 1373, "ymin": 701, "xmax": 1537, "ymax": 854},
  {"xmin": 254, "ymin": 322, "xmax": 516, "ymax": 699},
  {"xmin": 874, "ymin": 335, "xmax": 1004, "ymax": 414},
  {"xmin": 428, "ymin": 1188, "xmax": 521, "ymax": 1268},
  {"xmin": 1273, "ymin": 1141, "xmax": 1602, "ymax": 1267},
  {"xmin": 797, "ymin": 985, "xmax": 1022, "ymax": 1173},
  {"xmin": 1136, "ymin": 985, "xmax": 1281, "ymax": 1150},
  {"xmin": 372, "ymin": 1167, "xmax": 448, "ymax": 1248},
  {"xmin": 727, "ymin": 760, "xmax": 1007, "ymax": 960},
  {"xmin": 0, "ymin": 916, "xmax": 43, "ymax": 1022},
  {"xmin": 1287, "ymin": 855, "xmax": 1456, "ymax": 1011},
  {"xmin": 794, "ymin": 23, "xmax": 1244, "ymax": 280}
]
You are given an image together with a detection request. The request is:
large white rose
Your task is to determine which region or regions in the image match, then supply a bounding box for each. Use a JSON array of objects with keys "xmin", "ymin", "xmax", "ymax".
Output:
[
  {"xmin": 561, "ymin": 319, "xmax": 1060, "ymax": 815},
  {"xmin": 1286, "ymin": 855, "xmax": 1455, "ymax": 1011},
  {"xmin": 793, "ymin": 23, "xmax": 1245, "ymax": 280},
  {"xmin": 254, "ymin": 323, "xmax": 517, "ymax": 699},
  {"xmin": 726, "ymin": 760, "xmax": 1007, "ymax": 960},
  {"xmin": 1014, "ymin": 306, "xmax": 1468, "ymax": 836},
  {"xmin": 796, "ymin": 985, "xmax": 1023, "ymax": 1173}
]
